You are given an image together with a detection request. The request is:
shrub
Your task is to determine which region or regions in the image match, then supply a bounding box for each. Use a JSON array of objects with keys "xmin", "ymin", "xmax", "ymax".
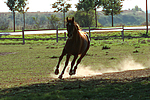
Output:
[
  {"xmin": 134, "ymin": 45, "xmax": 140, "ymax": 48},
  {"xmin": 0, "ymin": 21, "xmax": 9, "ymax": 30},
  {"xmin": 133, "ymin": 50, "xmax": 139, "ymax": 53},
  {"xmin": 102, "ymin": 45, "xmax": 110, "ymax": 50}
]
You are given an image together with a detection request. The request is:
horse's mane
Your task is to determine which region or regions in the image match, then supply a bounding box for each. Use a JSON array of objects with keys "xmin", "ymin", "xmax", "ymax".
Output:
[{"xmin": 74, "ymin": 22, "xmax": 81, "ymax": 31}]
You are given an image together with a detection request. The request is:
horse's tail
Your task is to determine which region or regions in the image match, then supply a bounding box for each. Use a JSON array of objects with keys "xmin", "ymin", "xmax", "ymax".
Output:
[
  {"xmin": 85, "ymin": 33, "xmax": 90, "ymax": 50},
  {"xmin": 85, "ymin": 33, "xmax": 90, "ymax": 43}
]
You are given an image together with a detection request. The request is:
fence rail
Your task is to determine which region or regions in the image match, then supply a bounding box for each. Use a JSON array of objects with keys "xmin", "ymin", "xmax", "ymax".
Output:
[{"xmin": 0, "ymin": 26, "xmax": 149, "ymax": 44}]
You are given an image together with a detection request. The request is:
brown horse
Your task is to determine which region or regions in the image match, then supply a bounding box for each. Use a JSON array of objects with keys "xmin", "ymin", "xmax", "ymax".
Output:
[{"xmin": 54, "ymin": 17, "xmax": 90, "ymax": 79}]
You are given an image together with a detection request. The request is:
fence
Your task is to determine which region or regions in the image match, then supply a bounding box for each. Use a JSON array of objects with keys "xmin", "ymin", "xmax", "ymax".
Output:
[
  {"xmin": 90, "ymin": 25, "xmax": 150, "ymax": 42},
  {"xmin": 0, "ymin": 26, "xmax": 149, "ymax": 44},
  {"xmin": 0, "ymin": 27, "xmax": 67, "ymax": 44}
]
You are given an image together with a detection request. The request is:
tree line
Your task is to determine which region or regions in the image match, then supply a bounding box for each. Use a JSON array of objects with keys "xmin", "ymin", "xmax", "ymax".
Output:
[
  {"xmin": 0, "ymin": 0, "xmax": 149, "ymax": 31},
  {"xmin": 52, "ymin": 0, "xmax": 124, "ymax": 27},
  {"xmin": 0, "ymin": 9, "xmax": 147, "ymax": 30},
  {"xmin": 1, "ymin": 0, "xmax": 124, "ymax": 31}
]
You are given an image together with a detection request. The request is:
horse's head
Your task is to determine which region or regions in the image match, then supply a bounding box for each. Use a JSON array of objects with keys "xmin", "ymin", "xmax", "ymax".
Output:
[{"xmin": 66, "ymin": 17, "xmax": 75, "ymax": 39}]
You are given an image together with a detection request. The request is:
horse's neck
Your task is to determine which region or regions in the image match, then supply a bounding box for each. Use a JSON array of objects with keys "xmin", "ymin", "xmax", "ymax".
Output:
[{"xmin": 73, "ymin": 29, "xmax": 80, "ymax": 42}]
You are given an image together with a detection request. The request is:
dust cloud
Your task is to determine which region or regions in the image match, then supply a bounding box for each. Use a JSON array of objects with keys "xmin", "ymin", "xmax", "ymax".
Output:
[
  {"xmin": 51, "ymin": 56, "xmax": 145, "ymax": 78},
  {"xmin": 117, "ymin": 56, "xmax": 145, "ymax": 71},
  {"xmin": 51, "ymin": 62, "xmax": 102, "ymax": 78}
]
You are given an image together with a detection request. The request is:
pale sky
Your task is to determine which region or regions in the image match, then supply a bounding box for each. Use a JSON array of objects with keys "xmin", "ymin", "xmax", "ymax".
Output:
[{"xmin": 0, "ymin": 0, "xmax": 150, "ymax": 12}]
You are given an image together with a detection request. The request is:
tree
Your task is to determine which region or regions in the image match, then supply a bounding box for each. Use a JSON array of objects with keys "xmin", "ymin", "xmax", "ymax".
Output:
[
  {"xmin": 47, "ymin": 15, "xmax": 60, "ymax": 29},
  {"xmin": 67, "ymin": 10, "xmax": 76, "ymax": 18},
  {"xmin": 74, "ymin": 10, "xmax": 95, "ymax": 27},
  {"xmin": 146, "ymin": 0, "xmax": 148, "ymax": 35},
  {"xmin": 0, "ymin": 17, "xmax": 9, "ymax": 30},
  {"xmin": 132, "ymin": 5, "xmax": 142, "ymax": 11},
  {"xmin": 76, "ymin": 0, "xmax": 96, "ymax": 12},
  {"xmin": 16, "ymin": 0, "xmax": 29, "ymax": 29},
  {"xmin": 102, "ymin": 0, "xmax": 124, "ymax": 27},
  {"xmin": 5, "ymin": 0, "xmax": 18, "ymax": 32},
  {"xmin": 52, "ymin": 0, "xmax": 71, "ymax": 28},
  {"xmin": 76, "ymin": 0, "xmax": 103, "ymax": 27},
  {"xmin": 32, "ymin": 16, "xmax": 44, "ymax": 30}
]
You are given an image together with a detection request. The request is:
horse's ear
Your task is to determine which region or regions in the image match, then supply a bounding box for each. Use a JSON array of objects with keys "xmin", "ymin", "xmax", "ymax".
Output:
[
  {"xmin": 66, "ymin": 17, "xmax": 68, "ymax": 22},
  {"xmin": 72, "ymin": 17, "xmax": 74, "ymax": 22}
]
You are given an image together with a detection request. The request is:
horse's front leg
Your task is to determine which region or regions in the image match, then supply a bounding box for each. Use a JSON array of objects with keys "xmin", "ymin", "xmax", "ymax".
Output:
[
  {"xmin": 55, "ymin": 49, "xmax": 66, "ymax": 75},
  {"xmin": 58, "ymin": 54, "xmax": 71, "ymax": 79},
  {"xmin": 69, "ymin": 55, "xmax": 78, "ymax": 75}
]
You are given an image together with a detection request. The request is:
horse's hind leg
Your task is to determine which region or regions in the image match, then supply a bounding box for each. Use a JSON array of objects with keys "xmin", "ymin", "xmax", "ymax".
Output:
[
  {"xmin": 58, "ymin": 54, "xmax": 71, "ymax": 79},
  {"xmin": 73, "ymin": 40, "xmax": 90, "ymax": 75},
  {"xmin": 69, "ymin": 55, "xmax": 78, "ymax": 75},
  {"xmin": 73, "ymin": 53, "xmax": 86, "ymax": 75},
  {"xmin": 55, "ymin": 49, "xmax": 66, "ymax": 75}
]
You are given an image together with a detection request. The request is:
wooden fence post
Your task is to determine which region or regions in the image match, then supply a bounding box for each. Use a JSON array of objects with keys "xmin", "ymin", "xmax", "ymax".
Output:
[
  {"xmin": 64, "ymin": 32, "xmax": 66, "ymax": 41},
  {"xmin": 22, "ymin": 27, "xmax": 25, "ymax": 44},
  {"xmin": 121, "ymin": 25, "xmax": 124, "ymax": 42},
  {"xmin": 89, "ymin": 26, "xmax": 91, "ymax": 39},
  {"xmin": 56, "ymin": 26, "xmax": 58, "ymax": 42}
]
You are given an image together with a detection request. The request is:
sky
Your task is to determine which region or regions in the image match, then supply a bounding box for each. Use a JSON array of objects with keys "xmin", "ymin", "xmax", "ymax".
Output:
[{"xmin": 0, "ymin": 0, "xmax": 150, "ymax": 12}]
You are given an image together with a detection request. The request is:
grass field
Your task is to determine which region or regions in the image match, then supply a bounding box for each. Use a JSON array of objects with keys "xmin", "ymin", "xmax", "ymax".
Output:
[{"xmin": 0, "ymin": 31, "xmax": 150, "ymax": 99}]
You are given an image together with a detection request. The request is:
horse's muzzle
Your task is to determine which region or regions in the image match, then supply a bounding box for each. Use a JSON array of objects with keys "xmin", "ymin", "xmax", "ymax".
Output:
[{"xmin": 67, "ymin": 33, "xmax": 73, "ymax": 38}]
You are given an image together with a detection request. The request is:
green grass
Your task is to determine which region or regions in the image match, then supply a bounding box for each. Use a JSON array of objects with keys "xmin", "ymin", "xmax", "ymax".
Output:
[
  {"xmin": 1, "ymin": 77, "xmax": 150, "ymax": 100},
  {"xmin": 0, "ymin": 30, "xmax": 22, "ymax": 32},
  {"xmin": 1, "ymin": 31, "xmax": 150, "ymax": 99}
]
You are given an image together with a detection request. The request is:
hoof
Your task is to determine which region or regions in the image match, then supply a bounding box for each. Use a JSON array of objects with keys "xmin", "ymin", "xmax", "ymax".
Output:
[
  {"xmin": 69, "ymin": 72, "xmax": 73, "ymax": 75},
  {"xmin": 58, "ymin": 75, "xmax": 63, "ymax": 79},
  {"xmin": 69, "ymin": 70, "xmax": 75, "ymax": 76},
  {"xmin": 55, "ymin": 69, "xmax": 59, "ymax": 75}
]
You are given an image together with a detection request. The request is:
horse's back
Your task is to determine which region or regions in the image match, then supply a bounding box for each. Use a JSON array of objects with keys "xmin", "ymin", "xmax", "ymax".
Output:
[
  {"xmin": 80, "ymin": 31, "xmax": 90, "ymax": 44},
  {"xmin": 79, "ymin": 31, "xmax": 90, "ymax": 54}
]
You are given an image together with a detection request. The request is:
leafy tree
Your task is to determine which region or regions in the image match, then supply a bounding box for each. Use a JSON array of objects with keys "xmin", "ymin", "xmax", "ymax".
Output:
[
  {"xmin": 76, "ymin": 0, "xmax": 103, "ymax": 27},
  {"xmin": 132, "ymin": 5, "xmax": 142, "ymax": 11},
  {"xmin": 52, "ymin": 0, "xmax": 71, "ymax": 28},
  {"xmin": 5, "ymin": 0, "xmax": 29, "ymax": 31},
  {"xmin": 74, "ymin": 10, "xmax": 95, "ymax": 27},
  {"xmin": 98, "ymin": 14, "xmax": 145, "ymax": 26},
  {"xmin": 76, "ymin": 0, "xmax": 96, "ymax": 12},
  {"xmin": 102, "ymin": 0, "xmax": 124, "ymax": 27},
  {"xmin": 66, "ymin": 10, "xmax": 76, "ymax": 18},
  {"xmin": 16, "ymin": 0, "xmax": 29, "ymax": 29},
  {"xmin": 5, "ymin": 0, "xmax": 18, "ymax": 32},
  {"xmin": 32, "ymin": 16, "xmax": 44, "ymax": 30},
  {"xmin": 47, "ymin": 15, "xmax": 60, "ymax": 29},
  {"xmin": 0, "ymin": 17, "xmax": 9, "ymax": 30}
]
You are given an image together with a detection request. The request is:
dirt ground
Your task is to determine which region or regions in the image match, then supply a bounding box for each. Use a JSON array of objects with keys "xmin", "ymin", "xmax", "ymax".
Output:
[
  {"xmin": 28, "ymin": 68, "xmax": 150, "ymax": 82},
  {"xmin": 0, "ymin": 52, "xmax": 17, "ymax": 56},
  {"xmin": 4, "ymin": 68, "xmax": 149, "ymax": 86},
  {"xmin": 62, "ymin": 68, "xmax": 150, "ymax": 81},
  {"xmin": 1, "ymin": 64, "xmax": 150, "ymax": 90}
]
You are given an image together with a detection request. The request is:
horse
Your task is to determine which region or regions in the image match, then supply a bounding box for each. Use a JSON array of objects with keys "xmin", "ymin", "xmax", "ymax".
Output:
[{"xmin": 54, "ymin": 17, "xmax": 90, "ymax": 79}]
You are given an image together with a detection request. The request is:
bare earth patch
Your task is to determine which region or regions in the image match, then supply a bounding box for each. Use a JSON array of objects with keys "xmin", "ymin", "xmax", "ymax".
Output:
[
  {"xmin": 0, "ymin": 52, "xmax": 17, "ymax": 56},
  {"xmin": 30, "ymin": 68, "xmax": 150, "ymax": 83},
  {"xmin": 56, "ymin": 68, "xmax": 150, "ymax": 81},
  {"xmin": 1, "ymin": 68, "xmax": 150, "ymax": 89}
]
